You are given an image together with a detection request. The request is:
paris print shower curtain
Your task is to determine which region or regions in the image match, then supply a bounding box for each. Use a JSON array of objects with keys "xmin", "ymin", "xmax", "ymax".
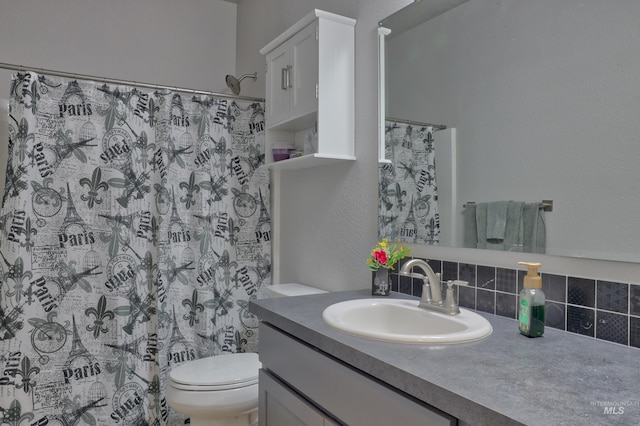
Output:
[
  {"xmin": 0, "ymin": 72, "xmax": 270, "ymax": 425},
  {"xmin": 379, "ymin": 121, "xmax": 439, "ymax": 245}
]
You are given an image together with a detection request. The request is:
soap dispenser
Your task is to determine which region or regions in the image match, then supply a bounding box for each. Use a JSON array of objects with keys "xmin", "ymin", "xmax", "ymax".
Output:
[{"xmin": 518, "ymin": 262, "xmax": 545, "ymax": 337}]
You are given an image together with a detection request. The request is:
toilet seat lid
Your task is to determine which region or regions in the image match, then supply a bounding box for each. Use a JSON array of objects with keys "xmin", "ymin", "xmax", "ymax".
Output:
[{"xmin": 169, "ymin": 353, "xmax": 261, "ymax": 391}]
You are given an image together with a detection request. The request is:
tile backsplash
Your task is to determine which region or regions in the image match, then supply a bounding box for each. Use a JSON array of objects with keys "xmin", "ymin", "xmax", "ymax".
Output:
[{"xmin": 389, "ymin": 257, "xmax": 640, "ymax": 349}]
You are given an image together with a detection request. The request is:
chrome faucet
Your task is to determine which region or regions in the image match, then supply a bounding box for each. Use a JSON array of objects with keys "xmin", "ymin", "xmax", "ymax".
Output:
[
  {"xmin": 399, "ymin": 259, "xmax": 468, "ymax": 315},
  {"xmin": 399, "ymin": 259, "xmax": 443, "ymax": 306}
]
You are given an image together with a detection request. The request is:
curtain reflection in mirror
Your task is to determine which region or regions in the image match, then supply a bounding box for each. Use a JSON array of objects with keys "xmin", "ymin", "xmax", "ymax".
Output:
[{"xmin": 378, "ymin": 121, "xmax": 440, "ymax": 245}]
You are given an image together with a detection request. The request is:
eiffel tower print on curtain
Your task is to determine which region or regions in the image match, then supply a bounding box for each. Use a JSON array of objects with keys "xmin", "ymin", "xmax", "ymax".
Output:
[
  {"xmin": 0, "ymin": 71, "xmax": 269, "ymax": 425},
  {"xmin": 64, "ymin": 316, "xmax": 99, "ymax": 379},
  {"xmin": 255, "ymin": 188, "xmax": 270, "ymax": 244},
  {"xmin": 61, "ymin": 183, "xmax": 87, "ymax": 231},
  {"xmin": 167, "ymin": 305, "xmax": 193, "ymax": 366}
]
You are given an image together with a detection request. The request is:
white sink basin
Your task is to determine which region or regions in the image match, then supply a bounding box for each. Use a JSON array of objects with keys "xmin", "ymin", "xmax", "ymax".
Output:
[{"xmin": 322, "ymin": 298, "xmax": 492, "ymax": 344}]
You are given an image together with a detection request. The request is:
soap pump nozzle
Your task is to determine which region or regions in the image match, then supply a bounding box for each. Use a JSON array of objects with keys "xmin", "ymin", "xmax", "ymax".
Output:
[{"xmin": 518, "ymin": 261, "xmax": 542, "ymax": 289}]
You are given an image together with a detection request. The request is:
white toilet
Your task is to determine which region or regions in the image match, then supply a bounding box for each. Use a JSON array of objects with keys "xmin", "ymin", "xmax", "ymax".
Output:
[
  {"xmin": 166, "ymin": 283, "xmax": 326, "ymax": 426},
  {"xmin": 167, "ymin": 353, "xmax": 261, "ymax": 426}
]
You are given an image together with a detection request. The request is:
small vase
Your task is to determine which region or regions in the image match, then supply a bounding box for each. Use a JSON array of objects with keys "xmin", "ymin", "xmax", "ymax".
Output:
[{"xmin": 372, "ymin": 268, "xmax": 390, "ymax": 296}]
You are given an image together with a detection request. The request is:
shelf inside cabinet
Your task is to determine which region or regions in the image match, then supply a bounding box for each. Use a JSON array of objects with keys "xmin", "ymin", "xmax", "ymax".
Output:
[
  {"xmin": 267, "ymin": 153, "xmax": 356, "ymax": 170},
  {"xmin": 266, "ymin": 112, "xmax": 316, "ymax": 132}
]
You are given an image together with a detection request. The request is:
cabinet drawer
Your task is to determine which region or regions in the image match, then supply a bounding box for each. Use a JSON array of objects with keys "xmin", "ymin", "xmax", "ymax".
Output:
[{"xmin": 259, "ymin": 323, "xmax": 455, "ymax": 426}]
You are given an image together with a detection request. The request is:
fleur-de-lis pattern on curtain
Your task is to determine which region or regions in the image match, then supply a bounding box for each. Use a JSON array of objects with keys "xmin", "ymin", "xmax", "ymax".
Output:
[
  {"xmin": 0, "ymin": 72, "xmax": 270, "ymax": 425},
  {"xmin": 379, "ymin": 121, "xmax": 439, "ymax": 245}
]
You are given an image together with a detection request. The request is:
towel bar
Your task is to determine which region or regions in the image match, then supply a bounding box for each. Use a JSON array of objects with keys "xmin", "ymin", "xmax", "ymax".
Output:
[{"xmin": 463, "ymin": 200, "xmax": 553, "ymax": 212}]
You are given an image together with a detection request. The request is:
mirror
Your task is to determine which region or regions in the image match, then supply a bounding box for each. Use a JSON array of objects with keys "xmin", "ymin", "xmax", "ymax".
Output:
[{"xmin": 379, "ymin": 0, "xmax": 640, "ymax": 263}]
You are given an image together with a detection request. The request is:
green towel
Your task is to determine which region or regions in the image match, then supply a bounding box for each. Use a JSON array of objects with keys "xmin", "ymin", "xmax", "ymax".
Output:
[
  {"xmin": 523, "ymin": 202, "xmax": 546, "ymax": 253},
  {"xmin": 504, "ymin": 201, "xmax": 524, "ymax": 251},
  {"xmin": 463, "ymin": 204, "xmax": 477, "ymax": 248},
  {"xmin": 486, "ymin": 201, "xmax": 509, "ymax": 242},
  {"xmin": 485, "ymin": 201, "xmax": 509, "ymax": 250},
  {"xmin": 475, "ymin": 203, "xmax": 487, "ymax": 249}
]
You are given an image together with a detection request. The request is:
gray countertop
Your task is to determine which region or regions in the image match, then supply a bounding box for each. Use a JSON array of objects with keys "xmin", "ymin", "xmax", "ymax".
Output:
[{"xmin": 249, "ymin": 289, "xmax": 640, "ymax": 426}]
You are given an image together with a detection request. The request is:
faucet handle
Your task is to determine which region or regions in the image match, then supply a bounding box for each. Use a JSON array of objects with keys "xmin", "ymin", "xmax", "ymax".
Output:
[
  {"xmin": 443, "ymin": 280, "xmax": 468, "ymax": 315},
  {"xmin": 447, "ymin": 280, "xmax": 469, "ymax": 287}
]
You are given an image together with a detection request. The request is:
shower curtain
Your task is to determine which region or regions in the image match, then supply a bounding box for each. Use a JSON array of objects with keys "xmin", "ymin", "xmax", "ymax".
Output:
[
  {"xmin": 379, "ymin": 121, "xmax": 439, "ymax": 245},
  {"xmin": 0, "ymin": 72, "xmax": 270, "ymax": 425}
]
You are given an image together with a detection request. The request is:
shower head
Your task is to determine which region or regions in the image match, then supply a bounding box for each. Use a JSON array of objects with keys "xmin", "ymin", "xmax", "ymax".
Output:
[{"xmin": 225, "ymin": 72, "xmax": 257, "ymax": 95}]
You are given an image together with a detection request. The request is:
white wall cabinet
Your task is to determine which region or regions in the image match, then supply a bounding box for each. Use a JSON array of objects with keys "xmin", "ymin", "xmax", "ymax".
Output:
[
  {"xmin": 260, "ymin": 9, "xmax": 356, "ymax": 170},
  {"xmin": 258, "ymin": 323, "xmax": 456, "ymax": 426},
  {"xmin": 264, "ymin": 21, "xmax": 318, "ymax": 129}
]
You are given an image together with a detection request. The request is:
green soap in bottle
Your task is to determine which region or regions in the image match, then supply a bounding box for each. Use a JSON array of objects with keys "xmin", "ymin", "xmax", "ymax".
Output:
[{"xmin": 518, "ymin": 262, "xmax": 545, "ymax": 337}]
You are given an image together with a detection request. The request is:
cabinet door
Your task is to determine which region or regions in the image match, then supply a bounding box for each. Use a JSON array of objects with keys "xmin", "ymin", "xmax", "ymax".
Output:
[
  {"xmin": 289, "ymin": 21, "xmax": 319, "ymax": 122},
  {"xmin": 259, "ymin": 370, "xmax": 326, "ymax": 426},
  {"xmin": 265, "ymin": 43, "xmax": 292, "ymax": 127}
]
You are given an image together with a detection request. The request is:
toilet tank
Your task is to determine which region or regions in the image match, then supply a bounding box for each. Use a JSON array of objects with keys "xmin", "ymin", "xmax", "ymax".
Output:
[{"xmin": 266, "ymin": 283, "xmax": 328, "ymax": 298}]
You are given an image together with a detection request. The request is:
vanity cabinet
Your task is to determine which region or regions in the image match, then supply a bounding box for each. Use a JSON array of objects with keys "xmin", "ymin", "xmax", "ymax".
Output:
[
  {"xmin": 260, "ymin": 10, "xmax": 356, "ymax": 170},
  {"xmin": 258, "ymin": 323, "xmax": 455, "ymax": 426}
]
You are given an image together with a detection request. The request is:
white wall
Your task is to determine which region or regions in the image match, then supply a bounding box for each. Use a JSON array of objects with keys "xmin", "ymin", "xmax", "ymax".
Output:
[{"xmin": 236, "ymin": 0, "xmax": 640, "ymax": 286}]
